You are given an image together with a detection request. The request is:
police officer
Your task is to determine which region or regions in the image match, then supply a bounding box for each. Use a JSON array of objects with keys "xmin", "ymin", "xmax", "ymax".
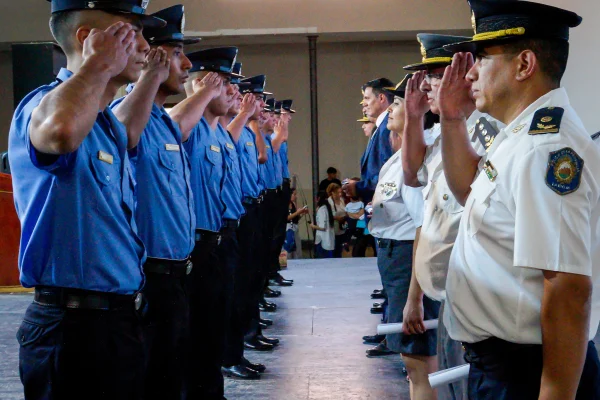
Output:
[
  {"xmin": 9, "ymin": 1, "xmax": 164, "ymax": 399},
  {"xmin": 169, "ymin": 46, "xmax": 240, "ymax": 400},
  {"xmin": 399, "ymin": 33, "xmax": 500, "ymax": 400},
  {"xmin": 343, "ymin": 78, "xmax": 394, "ymax": 203},
  {"xmin": 109, "ymin": 5, "xmax": 197, "ymax": 399},
  {"xmin": 439, "ymin": 1, "xmax": 600, "ymax": 398}
]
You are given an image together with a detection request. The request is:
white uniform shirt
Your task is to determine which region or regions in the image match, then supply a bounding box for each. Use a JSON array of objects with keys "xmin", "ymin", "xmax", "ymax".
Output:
[
  {"xmin": 444, "ymin": 88, "xmax": 600, "ymax": 344},
  {"xmin": 369, "ymin": 130, "xmax": 435, "ymax": 240},
  {"xmin": 415, "ymin": 112, "xmax": 502, "ymax": 301},
  {"xmin": 314, "ymin": 205, "xmax": 335, "ymax": 251}
]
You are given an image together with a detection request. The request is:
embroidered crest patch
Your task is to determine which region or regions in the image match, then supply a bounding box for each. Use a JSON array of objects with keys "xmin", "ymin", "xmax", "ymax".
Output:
[
  {"xmin": 546, "ymin": 147, "xmax": 584, "ymax": 195},
  {"xmin": 379, "ymin": 182, "xmax": 398, "ymax": 199}
]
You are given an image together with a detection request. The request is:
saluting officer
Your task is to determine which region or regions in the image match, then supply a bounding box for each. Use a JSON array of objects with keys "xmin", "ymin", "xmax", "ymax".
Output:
[
  {"xmin": 439, "ymin": 1, "xmax": 600, "ymax": 398},
  {"xmin": 8, "ymin": 1, "xmax": 164, "ymax": 399},
  {"xmin": 399, "ymin": 33, "xmax": 501, "ymax": 400},
  {"xmin": 109, "ymin": 5, "xmax": 197, "ymax": 399},
  {"xmin": 169, "ymin": 46, "xmax": 240, "ymax": 400}
]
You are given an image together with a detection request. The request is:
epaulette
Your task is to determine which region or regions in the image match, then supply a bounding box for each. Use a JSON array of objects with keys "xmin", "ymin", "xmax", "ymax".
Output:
[
  {"xmin": 528, "ymin": 107, "xmax": 564, "ymax": 135},
  {"xmin": 591, "ymin": 131, "xmax": 600, "ymax": 141},
  {"xmin": 474, "ymin": 117, "xmax": 499, "ymax": 152}
]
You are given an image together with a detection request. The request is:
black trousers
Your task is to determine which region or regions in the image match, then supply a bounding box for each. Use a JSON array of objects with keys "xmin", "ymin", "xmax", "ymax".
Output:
[
  {"xmin": 464, "ymin": 338, "xmax": 600, "ymax": 400},
  {"xmin": 142, "ymin": 270, "xmax": 190, "ymax": 400},
  {"xmin": 18, "ymin": 297, "xmax": 145, "ymax": 400},
  {"xmin": 217, "ymin": 229, "xmax": 242, "ymax": 367},
  {"xmin": 187, "ymin": 240, "xmax": 224, "ymax": 400},
  {"xmin": 225, "ymin": 202, "xmax": 263, "ymax": 365},
  {"xmin": 269, "ymin": 183, "xmax": 292, "ymax": 275}
]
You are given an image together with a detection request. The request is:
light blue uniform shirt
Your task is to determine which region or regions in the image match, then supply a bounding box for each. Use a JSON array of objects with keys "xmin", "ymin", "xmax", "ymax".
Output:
[
  {"xmin": 259, "ymin": 134, "xmax": 279, "ymax": 189},
  {"xmin": 280, "ymin": 141, "xmax": 290, "ymax": 179},
  {"xmin": 270, "ymin": 134, "xmax": 284, "ymax": 186},
  {"xmin": 8, "ymin": 68, "xmax": 146, "ymax": 294},
  {"xmin": 216, "ymin": 124, "xmax": 244, "ymax": 220},
  {"xmin": 111, "ymin": 99, "xmax": 195, "ymax": 259},
  {"xmin": 183, "ymin": 117, "xmax": 226, "ymax": 232},
  {"xmin": 237, "ymin": 126, "xmax": 261, "ymax": 199}
]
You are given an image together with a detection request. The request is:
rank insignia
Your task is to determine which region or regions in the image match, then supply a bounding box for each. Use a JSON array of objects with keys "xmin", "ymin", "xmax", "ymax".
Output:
[
  {"xmin": 546, "ymin": 147, "xmax": 583, "ymax": 195},
  {"xmin": 474, "ymin": 117, "xmax": 498, "ymax": 152},
  {"xmin": 528, "ymin": 107, "xmax": 564, "ymax": 135},
  {"xmin": 380, "ymin": 182, "xmax": 398, "ymax": 199}
]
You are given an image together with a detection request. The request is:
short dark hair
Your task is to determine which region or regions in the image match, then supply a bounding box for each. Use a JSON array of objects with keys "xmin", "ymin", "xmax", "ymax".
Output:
[
  {"xmin": 327, "ymin": 167, "xmax": 337, "ymax": 174},
  {"xmin": 49, "ymin": 11, "xmax": 77, "ymax": 52},
  {"xmin": 500, "ymin": 39, "xmax": 569, "ymax": 85},
  {"xmin": 362, "ymin": 78, "xmax": 394, "ymax": 104}
]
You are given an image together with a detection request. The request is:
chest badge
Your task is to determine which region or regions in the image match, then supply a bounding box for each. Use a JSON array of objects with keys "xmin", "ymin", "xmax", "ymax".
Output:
[
  {"xmin": 165, "ymin": 144, "xmax": 180, "ymax": 152},
  {"xmin": 226, "ymin": 142, "xmax": 235, "ymax": 150},
  {"xmin": 483, "ymin": 160, "xmax": 498, "ymax": 182},
  {"xmin": 380, "ymin": 182, "xmax": 398, "ymax": 199},
  {"xmin": 246, "ymin": 142, "xmax": 254, "ymax": 147},
  {"xmin": 210, "ymin": 145, "xmax": 221, "ymax": 153},
  {"xmin": 98, "ymin": 151, "xmax": 114, "ymax": 164},
  {"xmin": 546, "ymin": 147, "xmax": 584, "ymax": 195}
]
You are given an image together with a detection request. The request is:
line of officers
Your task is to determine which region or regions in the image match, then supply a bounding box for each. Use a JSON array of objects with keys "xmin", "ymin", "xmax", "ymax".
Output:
[
  {"xmin": 344, "ymin": 1, "xmax": 600, "ymax": 400},
  {"xmin": 8, "ymin": 1, "xmax": 297, "ymax": 399}
]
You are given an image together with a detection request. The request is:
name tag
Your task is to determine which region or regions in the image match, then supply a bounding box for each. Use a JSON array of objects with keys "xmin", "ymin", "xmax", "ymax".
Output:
[
  {"xmin": 226, "ymin": 143, "xmax": 234, "ymax": 150},
  {"xmin": 246, "ymin": 142, "xmax": 254, "ymax": 147},
  {"xmin": 98, "ymin": 151, "xmax": 114, "ymax": 164},
  {"xmin": 165, "ymin": 144, "xmax": 180, "ymax": 152},
  {"xmin": 266, "ymin": 145, "xmax": 271, "ymax": 149},
  {"xmin": 210, "ymin": 145, "xmax": 221, "ymax": 153}
]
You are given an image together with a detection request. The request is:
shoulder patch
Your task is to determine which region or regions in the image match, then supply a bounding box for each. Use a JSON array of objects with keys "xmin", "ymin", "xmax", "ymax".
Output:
[
  {"xmin": 545, "ymin": 147, "xmax": 584, "ymax": 195},
  {"xmin": 529, "ymin": 107, "xmax": 564, "ymax": 135},
  {"xmin": 473, "ymin": 117, "xmax": 499, "ymax": 152}
]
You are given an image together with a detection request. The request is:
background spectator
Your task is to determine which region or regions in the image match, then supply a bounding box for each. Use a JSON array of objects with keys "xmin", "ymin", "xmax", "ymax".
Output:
[{"xmin": 319, "ymin": 167, "xmax": 342, "ymax": 192}]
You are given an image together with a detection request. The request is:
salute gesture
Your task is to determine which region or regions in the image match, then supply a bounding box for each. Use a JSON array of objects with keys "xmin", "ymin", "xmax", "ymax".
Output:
[
  {"xmin": 239, "ymin": 93, "xmax": 257, "ymax": 116},
  {"xmin": 404, "ymin": 71, "xmax": 430, "ymax": 120},
  {"xmin": 82, "ymin": 21, "xmax": 137, "ymax": 78},
  {"xmin": 141, "ymin": 47, "xmax": 171, "ymax": 84},
  {"xmin": 192, "ymin": 71, "xmax": 223, "ymax": 99},
  {"xmin": 438, "ymin": 52, "xmax": 475, "ymax": 121}
]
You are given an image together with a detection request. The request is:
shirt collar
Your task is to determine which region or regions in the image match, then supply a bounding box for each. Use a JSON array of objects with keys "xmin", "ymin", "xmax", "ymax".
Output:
[
  {"xmin": 375, "ymin": 111, "xmax": 388, "ymax": 128},
  {"xmin": 151, "ymin": 102, "xmax": 164, "ymax": 118},
  {"xmin": 56, "ymin": 68, "xmax": 73, "ymax": 83},
  {"xmin": 503, "ymin": 88, "xmax": 570, "ymax": 136}
]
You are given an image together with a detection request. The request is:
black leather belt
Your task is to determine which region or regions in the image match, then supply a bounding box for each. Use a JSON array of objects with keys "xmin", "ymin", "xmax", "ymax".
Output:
[
  {"xmin": 266, "ymin": 188, "xmax": 279, "ymax": 194},
  {"xmin": 243, "ymin": 195, "xmax": 263, "ymax": 205},
  {"xmin": 195, "ymin": 229, "xmax": 222, "ymax": 245},
  {"xmin": 376, "ymin": 239, "xmax": 415, "ymax": 248},
  {"xmin": 34, "ymin": 286, "xmax": 144, "ymax": 311},
  {"xmin": 144, "ymin": 257, "xmax": 192, "ymax": 277},
  {"xmin": 222, "ymin": 218, "xmax": 240, "ymax": 229}
]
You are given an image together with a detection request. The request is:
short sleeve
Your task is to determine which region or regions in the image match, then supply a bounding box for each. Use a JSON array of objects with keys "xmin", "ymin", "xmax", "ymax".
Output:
[
  {"xmin": 402, "ymin": 184, "xmax": 425, "ymax": 228},
  {"xmin": 513, "ymin": 145, "xmax": 595, "ymax": 276}
]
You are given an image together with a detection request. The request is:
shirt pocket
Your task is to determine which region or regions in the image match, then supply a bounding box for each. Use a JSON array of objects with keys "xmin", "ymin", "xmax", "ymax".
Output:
[
  {"xmin": 204, "ymin": 145, "xmax": 223, "ymax": 185},
  {"xmin": 467, "ymin": 177, "xmax": 496, "ymax": 237},
  {"xmin": 90, "ymin": 154, "xmax": 120, "ymax": 217},
  {"xmin": 158, "ymin": 149, "xmax": 185, "ymax": 198}
]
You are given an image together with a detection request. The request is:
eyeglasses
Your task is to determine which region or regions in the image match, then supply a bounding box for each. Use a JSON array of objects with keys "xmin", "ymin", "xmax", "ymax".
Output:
[{"xmin": 424, "ymin": 73, "xmax": 444, "ymax": 84}]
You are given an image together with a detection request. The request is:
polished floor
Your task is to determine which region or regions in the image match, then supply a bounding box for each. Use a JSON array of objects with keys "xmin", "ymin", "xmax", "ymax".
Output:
[{"xmin": 0, "ymin": 257, "xmax": 409, "ymax": 399}]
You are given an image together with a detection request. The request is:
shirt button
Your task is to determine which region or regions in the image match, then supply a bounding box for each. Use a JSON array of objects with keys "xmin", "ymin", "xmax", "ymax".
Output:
[
  {"xmin": 443, "ymin": 194, "xmax": 449, "ymax": 201},
  {"xmin": 106, "ymin": 175, "xmax": 110, "ymax": 182}
]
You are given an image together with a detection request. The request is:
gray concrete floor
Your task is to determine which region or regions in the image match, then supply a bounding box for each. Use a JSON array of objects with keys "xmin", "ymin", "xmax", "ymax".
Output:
[{"xmin": 0, "ymin": 257, "xmax": 408, "ymax": 399}]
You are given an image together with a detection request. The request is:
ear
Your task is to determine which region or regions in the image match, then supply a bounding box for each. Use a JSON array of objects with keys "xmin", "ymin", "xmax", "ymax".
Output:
[
  {"xmin": 515, "ymin": 50, "xmax": 537, "ymax": 82},
  {"xmin": 378, "ymin": 92, "xmax": 387, "ymax": 103},
  {"xmin": 75, "ymin": 26, "xmax": 92, "ymax": 48}
]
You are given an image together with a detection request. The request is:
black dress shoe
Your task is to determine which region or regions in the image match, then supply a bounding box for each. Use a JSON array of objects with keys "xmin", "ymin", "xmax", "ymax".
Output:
[
  {"xmin": 260, "ymin": 318, "xmax": 273, "ymax": 326},
  {"xmin": 259, "ymin": 299, "xmax": 277, "ymax": 312},
  {"xmin": 259, "ymin": 321, "xmax": 269, "ymax": 329},
  {"xmin": 221, "ymin": 365, "xmax": 261, "ymax": 380},
  {"xmin": 264, "ymin": 287, "xmax": 282, "ymax": 298},
  {"xmin": 370, "ymin": 303, "xmax": 384, "ymax": 314},
  {"xmin": 371, "ymin": 292, "xmax": 385, "ymax": 299},
  {"xmin": 372, "ymin": 289, "xmax": 383, "ymax": 295},
  {"xmin": 362, "ymin": 334, "xmax": 385, "ymax": 344},
  {"xmin": 257, "ymin": 334, "xmax": 279, "ymax": 345},
  {"xmin": 244, "ymin": 338, "xmax": 275, "ymax": 351},
  {"xmin": 366, "ymin": 343, "xmax": 397, "ymax": 358},
  {"xmin": 241, "ymin": 357, "xmax": 266, "ymax": 373},
  {"xmin": 269, "ymin": 273, "xmax": 294, "ymax": 286}
]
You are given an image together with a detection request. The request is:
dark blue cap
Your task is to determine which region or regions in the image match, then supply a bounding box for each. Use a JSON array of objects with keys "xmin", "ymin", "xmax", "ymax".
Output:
[
  {"xmin": 143, "ymin": 5, "xmax": 199, "ymax": 45},
  {"xmin": 230, "ymin": 63, "xmax": 243, "ymax": 84},
  {"xmin": 281, "ymin": 99, "xmax": 296, "ymax": 114},
  {"xmin": 264, "ymin": 97, "xmax": 276, "ymax": 112},
  {"xmin": 274, "ymin": 101, "xmax": 283, "ymax": 114},
  {"xmin": 240, "ymin": 75, "xmax": 272, "ymax": 96},
  {"xmin": 444, "ymin": 0, "xmax": 582, "ymax": 53},
  {"xmin": 383, "ymin": 74, "xmax": 412, "ymax": 98},
  {"xmin": 186, "ymin": 46, "xmax": 243, "ymax": 77},
  {"xmin": 47, "ymin": 0, "xmax": 166, "ymax": 28},
  {"xmin": 404, "ymin": 34, "xmax": 471, "ymax": 71}
]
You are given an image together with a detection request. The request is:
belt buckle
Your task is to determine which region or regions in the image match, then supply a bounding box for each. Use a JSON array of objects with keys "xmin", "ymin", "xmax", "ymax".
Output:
[
  {"xmin": 217, "ymin": 235, "xmax": 222, "ymax": 246},
  {"xmin": 186, "ymin": 261, "xmax": 193, "ymax": 275},
  {"xmin": 134, "ymin": 293, "xmax": 143, "ymax": 311}
]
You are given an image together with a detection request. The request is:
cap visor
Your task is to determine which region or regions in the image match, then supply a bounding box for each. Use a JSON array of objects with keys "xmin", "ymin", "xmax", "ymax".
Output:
[
  {"xmin": 139, "ymin": 15, "xmax": 167, "ymax": 28},
  {"xmin": 403, "ymin": 61, "xmax": 451, "ymax": 71},
  {"xmin": 383, "ymin": 88, "xmax": 405, "ymax": 98},
  {"xmin": 182, "ymin": 38, "xmax": 201, "ymax": 45},
  {"xmin": 443, "ymin": 37, "xmax": 520, "ymax": 54}
]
